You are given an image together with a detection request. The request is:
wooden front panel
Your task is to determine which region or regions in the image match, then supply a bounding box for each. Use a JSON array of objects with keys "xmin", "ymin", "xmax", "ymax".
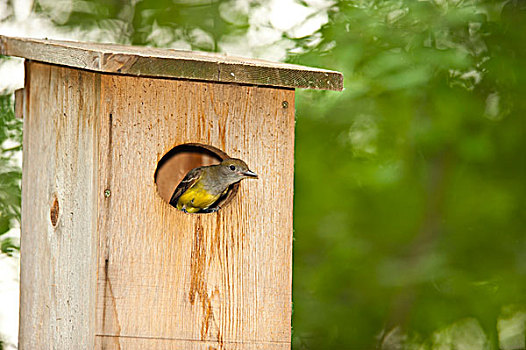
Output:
[
  {"xmin": 95, "ymin": 75, "xmax": 295, "ymax": 348},
  {"xmin": 19, "ymin": 62, "xmax": 100, "ymax": 348}
]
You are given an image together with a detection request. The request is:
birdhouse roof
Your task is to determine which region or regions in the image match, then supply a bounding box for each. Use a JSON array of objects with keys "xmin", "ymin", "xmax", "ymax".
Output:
[{"xmin": 0, "ymin": 35, "xmax": 343, "ymax": 91}]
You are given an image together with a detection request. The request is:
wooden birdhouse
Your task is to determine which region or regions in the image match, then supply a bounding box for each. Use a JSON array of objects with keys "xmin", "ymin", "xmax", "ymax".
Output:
[{"xmin": 0, "ymin": 35, "xmax": 343, "ymax": 349}]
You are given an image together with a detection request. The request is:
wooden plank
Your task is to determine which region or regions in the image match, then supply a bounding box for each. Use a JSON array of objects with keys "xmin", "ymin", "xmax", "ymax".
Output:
[
  {"xmin": 95, "ymin": 74, "xmax": 295, "ymax": 348},
  {"xmin": 0, "ymin": 35, "xmax": 343, "ymax": 91},
  {"xmin": 19, "ymin": 62, "xmax": 100, "ymax": 348}
]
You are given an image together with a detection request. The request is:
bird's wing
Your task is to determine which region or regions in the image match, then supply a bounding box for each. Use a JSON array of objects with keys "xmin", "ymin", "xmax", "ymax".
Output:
[{"xmin": 169, "ymin": 167, "xmax": 203, "ymax": 206}]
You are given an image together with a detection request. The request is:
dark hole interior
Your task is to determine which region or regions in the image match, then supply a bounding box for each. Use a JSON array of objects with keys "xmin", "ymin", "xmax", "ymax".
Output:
[{"xmin": 154, "ymin": 143, "xmax": 239, "ymax": 212}]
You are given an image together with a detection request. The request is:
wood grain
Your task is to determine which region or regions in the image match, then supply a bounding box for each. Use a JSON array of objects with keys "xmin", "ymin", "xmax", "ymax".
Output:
[
  {"xmin": 19, "ymin": 61, "xmax": 295, "ymax": 349},
  {"xmin": 95, "ymin": 73, "xmax": 295, "ymax": 349},
  {"xmin": 0, "ymin": 35, "xmax": 343, "ymax": 91},
  {"xmin": 19, "ymin": 61, "xmax": 100, "ymax": 348}
]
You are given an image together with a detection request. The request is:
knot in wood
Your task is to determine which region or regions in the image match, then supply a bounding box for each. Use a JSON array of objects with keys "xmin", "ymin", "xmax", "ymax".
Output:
[{"xmin": 50, "ymin": 194, "xmax": 59, "ymax": 227}]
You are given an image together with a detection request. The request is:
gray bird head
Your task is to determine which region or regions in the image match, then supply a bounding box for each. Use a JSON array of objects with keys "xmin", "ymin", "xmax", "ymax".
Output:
[{"xmin": 217, "ymin": 158, "xmax": 258, "ymax": 185}]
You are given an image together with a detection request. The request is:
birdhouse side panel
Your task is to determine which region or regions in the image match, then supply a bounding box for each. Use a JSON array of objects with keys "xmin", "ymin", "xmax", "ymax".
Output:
[
  {"xmin": 19, "ymin": 62, "xmax": 101, "ymax": 348},
  {"xmin": 95, "ymin": 75, "xmax": 294, "ymax": 349}
]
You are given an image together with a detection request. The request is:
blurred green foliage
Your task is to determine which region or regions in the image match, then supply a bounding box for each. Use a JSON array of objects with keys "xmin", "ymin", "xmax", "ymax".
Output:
[
  {"xmin": 0, "ymin": 80, "xmax": 21, "ymax": 257},
  {"xmin": 1, "ymin": 0, "xmax": 525, "ymax": 348},
  {"xmin": 291, "ymin": 1, "xmax": 526, "ymax": 348}
]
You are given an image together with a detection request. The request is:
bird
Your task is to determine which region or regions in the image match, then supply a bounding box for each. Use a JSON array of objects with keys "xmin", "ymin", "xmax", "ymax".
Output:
[{"xmin": 169, "ymin": 158, "xmax": 258, "ymax": 213}]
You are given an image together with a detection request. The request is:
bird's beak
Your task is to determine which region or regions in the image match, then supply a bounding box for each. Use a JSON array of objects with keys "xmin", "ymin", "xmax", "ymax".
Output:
[{"xmin": 242, "ymin": 170, "xmax": 258, "ymax": 178}]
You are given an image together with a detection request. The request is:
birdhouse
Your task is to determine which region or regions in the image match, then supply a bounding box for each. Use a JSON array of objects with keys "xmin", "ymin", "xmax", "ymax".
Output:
[{"xmin": 0, "ymin": 35, "xmax": 343, "ymax": 349}]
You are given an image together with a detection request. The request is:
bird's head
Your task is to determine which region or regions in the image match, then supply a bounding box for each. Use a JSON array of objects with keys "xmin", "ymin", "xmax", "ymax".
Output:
[{"xmin": 218, "ymin": 158, "xmax": 258, "ymax": 184}]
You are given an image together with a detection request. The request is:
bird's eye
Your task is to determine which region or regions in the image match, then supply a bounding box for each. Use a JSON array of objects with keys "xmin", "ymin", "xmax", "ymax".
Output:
[{"xmin": 230, "ymin": 165, "xmax": 236, "ymax": 171}]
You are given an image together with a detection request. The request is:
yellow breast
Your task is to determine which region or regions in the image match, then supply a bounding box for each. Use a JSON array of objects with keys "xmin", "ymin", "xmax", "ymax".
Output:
[{"xmin": 176, "ymin": 183, "xmax": 221, "ymax": 213}]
